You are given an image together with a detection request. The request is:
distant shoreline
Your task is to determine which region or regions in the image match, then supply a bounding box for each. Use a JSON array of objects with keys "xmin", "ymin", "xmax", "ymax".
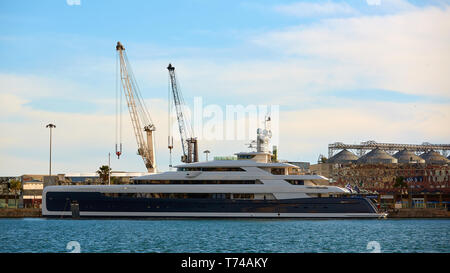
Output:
[{"xmin": 1, "ymin": 208, "xmax": 449, "ymax": 219}]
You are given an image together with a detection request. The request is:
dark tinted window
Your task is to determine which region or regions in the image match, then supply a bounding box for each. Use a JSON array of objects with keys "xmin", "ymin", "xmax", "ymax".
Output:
[
  {"xmin": 133, "ymin": 180, "xmax": 256, "ymax": 185},
  {"xmin": 285, "ymin": 180, "xmax": 304, "ymax": 185}
]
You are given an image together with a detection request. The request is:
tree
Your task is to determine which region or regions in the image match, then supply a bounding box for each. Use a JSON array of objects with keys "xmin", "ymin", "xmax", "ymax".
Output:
[
  {"xmin": 9, "ymin": 179, "xmax": 21, "ymax": 208},
  {"xmin": 393, "ymin": 176, "xmax": 407, "ymax": 191},
  {"xmin": 318, "ymin": 154, "xmax": 327, "ymax": 163},
  {"xmin": 110, "ymin": 177, "xmax": 120, "ymax": 185},
  {"xmin": 96, "ymin": 165, "xmax": 111, "ymax": 184}
]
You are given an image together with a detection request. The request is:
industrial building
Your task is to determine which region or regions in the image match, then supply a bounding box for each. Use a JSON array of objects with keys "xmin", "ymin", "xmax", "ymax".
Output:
[
  {"xmin": 0, "ymin": 172, "xmax": 147, "ymax": 209},
  {"xmin": 393, "ymin": 149, "xmax": 425, "ymax": 164},
  {"xmin": 286, "ymin": 162, "xmax": 310, "ymax": 173},
  {"xmin": 311, "ymin": 141, "xmax": 450, "ymax": 210},
  {"xmin": 420, "ymin": 150, "xmax": 450, "ymax": 165},
  {"xmin": 22, "ymin": 176, "xmax": 44, "ymax": 208},
  {"xmin": 327, "ymin": 149, "xmax": 358, "ymax": 164},
  {"xmin": 0, "ymin": 177, "xmax": 21, "ymax": 208},
  {"xmin": 328, "ymin": 141, "xmax": 450, "ymax": 158},
  {"xmin": 56, "ymin": 172, "xmax": 148, "ymax": 186},
  {"xmin": 356, "ymin": 148, "xmax": 398, "ymax": 164}
]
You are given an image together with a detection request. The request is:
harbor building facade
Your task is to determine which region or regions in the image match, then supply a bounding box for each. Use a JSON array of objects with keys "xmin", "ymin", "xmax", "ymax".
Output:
[
  {"xmin": 311, "ymin": 141, "xmax": 450, "ymax": 210},
  {"xmin": 1, "ymin": 172, "xmax": 148, "ymax": 208},
  {"xmin": 0, "ymin": 177, "xmax": 21, "ymax": 208}
]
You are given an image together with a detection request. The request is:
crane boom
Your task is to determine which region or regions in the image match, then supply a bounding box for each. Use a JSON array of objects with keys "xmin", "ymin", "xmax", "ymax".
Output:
[
  {"xmin": 167, "ymin": 63, "xmax": 198, "ymax": 163},
  {"xmin": 116, "ymin": 41, "xmax": 156, "ymax": 172}
]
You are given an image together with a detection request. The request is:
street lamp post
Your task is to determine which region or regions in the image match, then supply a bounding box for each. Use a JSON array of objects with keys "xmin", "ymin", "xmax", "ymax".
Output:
[
  {"xmin": 203, "ymin": 150, "xmax": 210, "ymax": 161},
  {"xmin": 46, "ymin": 123, "xmax": 56, "ymax": 177},
  {"xmin": 108, "ymin": 152, "xmax": 111, "ymax": 186}
]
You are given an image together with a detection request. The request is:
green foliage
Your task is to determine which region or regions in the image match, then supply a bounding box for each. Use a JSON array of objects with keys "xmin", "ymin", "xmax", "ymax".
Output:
[
  {"xmin": 9, "ymin": 179, "xmax": 21, "ymax": 208},
  {"xmin": 9, "ymin": 179, "xmax": 21, "ymax": 193},
  {"xmin": 393, "ymin": 176, "xmax": 407, "ymax": 189},
  {"xmin": 96, "ymin": 165, "xmax": 111, "ymax": 184},
  {"xmin": 110, "ymin": 177, "xmax": 120, "ymax": 185}
]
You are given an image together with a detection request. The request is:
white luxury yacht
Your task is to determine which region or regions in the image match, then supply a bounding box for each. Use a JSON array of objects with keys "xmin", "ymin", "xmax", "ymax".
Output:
[{"xmin": 42, "ymin": 125, "xmax": 387, "ymax": 218}]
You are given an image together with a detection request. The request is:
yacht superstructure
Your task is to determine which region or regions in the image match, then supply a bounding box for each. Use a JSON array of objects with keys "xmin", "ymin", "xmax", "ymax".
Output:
[
  {"xmin": 42, "ymin": 120, "xmax": 386, "ymax": 218},
  {"xmin": 42, "ymin": 150, "xmax": 386, "ymax": 218}
]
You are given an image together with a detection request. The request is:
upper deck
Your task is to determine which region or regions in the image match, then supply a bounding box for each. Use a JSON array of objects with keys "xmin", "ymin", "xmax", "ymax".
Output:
[{"xmin": 133, "ymin": 158, "xmax": 328, "ymax": 184}]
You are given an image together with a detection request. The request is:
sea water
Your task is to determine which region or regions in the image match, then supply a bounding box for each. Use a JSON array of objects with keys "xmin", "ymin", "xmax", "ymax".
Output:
[{"xmin": 0, "ymin": 218, "xmax": 448, "ymax": 253}]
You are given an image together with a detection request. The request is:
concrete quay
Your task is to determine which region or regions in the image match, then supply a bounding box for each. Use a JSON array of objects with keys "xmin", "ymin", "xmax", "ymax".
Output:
[
  {"xmin": 1, "ymin": 208, "xmax": 449, "ymax": 219},
  {"xmin": 0, "ymin": 208, "xmax": 42, "ymax": 218},
  {"xmin": 387, "ymin": 208, "xmax": 450, "ymax": 218}
]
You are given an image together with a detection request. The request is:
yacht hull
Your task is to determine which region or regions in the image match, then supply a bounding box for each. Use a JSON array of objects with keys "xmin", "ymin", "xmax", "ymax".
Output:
[
  {"xmin": 44, "ymin": 211, "xmax": 386, "ymax": 218},
  {"xmin": 43, "ymin": 191, "xmax": 386, "ymax": 218}
]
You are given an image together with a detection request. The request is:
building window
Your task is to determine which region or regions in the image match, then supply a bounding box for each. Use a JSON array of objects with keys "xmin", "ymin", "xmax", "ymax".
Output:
[
  {"xmin": 101, "ymin": 192, "xmax": 248, "ymax": 199},
  {"xmin": 285, "ymin": 180, "xmax": 304, "ymax": 185},
  {"xmin": 237, "ymin": 155, "xmax": 255, "ymax": 160},
  {"xmin": 177, "ymin": 167, "xmax": 245, "ymax": 172},
  {"xmin": 134, "ymin": 180, "xmax": 256, "ymax": 185},
  {"xmin": 232, "ymin": 194, "xmax": 254, "ymax": 199},
  {"xmin": 271, "ymin": 168, "xmax": 285, "ymax": 175}
]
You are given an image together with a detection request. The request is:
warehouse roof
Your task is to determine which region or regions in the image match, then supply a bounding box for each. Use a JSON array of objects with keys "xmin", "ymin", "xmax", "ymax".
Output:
[
  {"xmin": 328, "ymin": 149, "xmax": 359, "ymax": 164},
  {"xmin": 420, "ymin": 151, "xmax": 449, "ymax": 165},
  {"xmin": 357, "ymin": 148, "xmax": 397, "ymax": 164},
  {"xmin": 393, "ymin": 149, "xmax": 425, "ymax": 164}
]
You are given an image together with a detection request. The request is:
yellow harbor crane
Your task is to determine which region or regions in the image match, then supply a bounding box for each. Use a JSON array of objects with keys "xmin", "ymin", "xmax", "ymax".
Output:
[
  {"xmin": 115, "ymin": 41, "xmax": 156, "ymax": 173},
  {"xmin": 167, "ymin": 63, "xmax": 198, "ymax": 164}
]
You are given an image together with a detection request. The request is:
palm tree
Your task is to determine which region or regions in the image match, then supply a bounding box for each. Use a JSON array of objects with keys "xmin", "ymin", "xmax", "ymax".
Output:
[
  {"xmin": 393, "ymin": 176, "xmax": 408, "ymax": 208},
  {"xmin": 110, "ymin": 177, "xmax": 120, "ymax": 185},
  {"xmin": 9, "ymin": 179, "xmax": 21, "ymax": 208},
  {"xmin": 96, "ymin": 165, "xmax": 111, "ymax": 184},
  {"xmin": 393, "ymin": 176, "xmax": 407, "ymax": 190},
  {"xmin": 319, "ymin": 155, "xmax": 327, "ymax": 163}
]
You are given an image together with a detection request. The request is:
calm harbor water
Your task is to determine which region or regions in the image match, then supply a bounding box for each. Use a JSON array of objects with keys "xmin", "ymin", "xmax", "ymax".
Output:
[{"xmin": 0, "ymin": 218, "xmax": 448, "ymax": 253}]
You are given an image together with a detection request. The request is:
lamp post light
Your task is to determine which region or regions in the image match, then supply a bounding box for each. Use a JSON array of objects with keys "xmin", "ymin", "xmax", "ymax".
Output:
[
  {"xmin": 108, "ymin": 152, "xmax": 111, "ymax": 186},
  {"xmin": 203, "ymin": 150, "xmax": 210, "ymax": 161},
  {"xmin": 45, "ymin": 123, "xmax": 56, "ymax": 177}
]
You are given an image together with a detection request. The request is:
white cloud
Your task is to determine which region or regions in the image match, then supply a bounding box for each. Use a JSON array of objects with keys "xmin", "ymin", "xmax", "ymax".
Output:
[
  {"xmin": 253, "ymin": 6, "xmax": 450, "ymax": 98},
  {"xmin": 0, "ymin": 87, "xmax": 172, "ymax": 175},
  {"xmin": 66, "ymin": 0, "xmax": 81, "ymax": 6},
  {"xmin": 0, "ymin": 93, "xmax": 29, "ymax": 114},
  {"xmin": 274, "ymin": 1, "xmax": 357, "ymax": 17},
  {"xmin": 277, "ymin": 100, "xmax": 450, "ymax": 161},
  {"xmin": 0, "ymin": 73, "xmax": 90, "ymax": 100},
  {"xmin": 1, "ymin": 75, "xmax": 449, "ymax": 175},
  {"xmin": 120, "ymin": 5, "xmax": 450, "ymax": 104},
  {"xmin": 366, "ymin": 0, "xmax": 381, "ymax": 6},
  {"xmin": 1, "ymin": 3, "xmax": 450, "ymax": 175},
  {"xmin": 366, "ymin": 0, "xmax": 417, "ymax": 12}
]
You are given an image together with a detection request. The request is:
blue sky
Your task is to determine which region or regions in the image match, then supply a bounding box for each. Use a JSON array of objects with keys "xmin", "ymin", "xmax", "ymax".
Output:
[{"xmin": 1, "ymin": 0, "xmax": 449, "ymax": 175}]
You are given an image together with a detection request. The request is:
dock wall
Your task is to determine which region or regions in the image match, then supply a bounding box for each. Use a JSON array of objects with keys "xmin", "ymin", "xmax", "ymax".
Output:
[
  {"xmin": 0, "ymin": 208, "xmax": 449, "ymax": 218},
  {"xmin": 0, "ymin": 208, "xmax": 41, "ymax": 218},
  {"xmin": 388, "ymin": 208, "xmax": 450, "ymax": 218}
]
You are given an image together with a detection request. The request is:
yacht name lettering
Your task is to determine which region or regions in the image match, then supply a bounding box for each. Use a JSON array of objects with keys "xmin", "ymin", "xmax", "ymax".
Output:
[
  {"xmin": 181, "ymin": 257, "xmax": 215, "ymax": 271},
  {"xmin": 225, "ymin": 257, "xmax": 268, "ymax": 268}
]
